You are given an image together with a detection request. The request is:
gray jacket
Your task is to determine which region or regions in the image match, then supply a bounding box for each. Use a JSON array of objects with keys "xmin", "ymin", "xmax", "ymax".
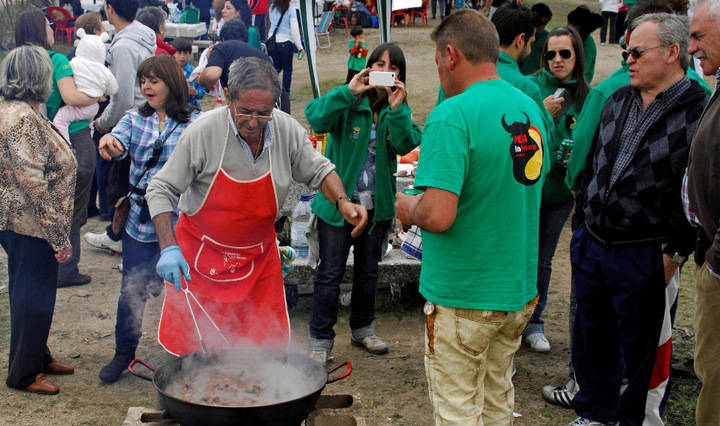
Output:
[{"xmin": 97, "ymin": 21, "xmax": 156, "ymax": 131}]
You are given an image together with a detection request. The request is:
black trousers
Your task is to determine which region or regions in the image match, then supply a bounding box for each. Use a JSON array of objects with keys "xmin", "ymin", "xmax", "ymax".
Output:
[{"xmin": 0, "ymin": 231, "xmax": 57, "ymax": 389}]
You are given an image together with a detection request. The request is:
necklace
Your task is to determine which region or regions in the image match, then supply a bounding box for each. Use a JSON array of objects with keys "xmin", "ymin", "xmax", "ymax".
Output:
[{"xmin": 253, "ymin": 140, "xmax": 263, "ymax": 159}]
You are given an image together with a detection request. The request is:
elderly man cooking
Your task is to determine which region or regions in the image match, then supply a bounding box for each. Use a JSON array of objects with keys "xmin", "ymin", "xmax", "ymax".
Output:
[{"xmin": 144, "ymin": 57, "xmax": 367, "ymax": 355}]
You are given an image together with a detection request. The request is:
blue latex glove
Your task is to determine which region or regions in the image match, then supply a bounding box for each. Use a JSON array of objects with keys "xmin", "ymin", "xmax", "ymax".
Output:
[
  {"xmin": 156, "ymin": 245, "xmax": 191, "ymax": 291},
  {"xmin": 279, "ymin": 246, "xmax": 295, "ymax": 278}
]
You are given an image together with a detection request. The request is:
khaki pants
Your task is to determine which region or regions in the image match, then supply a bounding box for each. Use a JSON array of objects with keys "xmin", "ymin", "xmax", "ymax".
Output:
[
  {"xmin": 695, "ymin": 263, "xmax": 720, "ymax": 426},
  {"xmin": 424, "ymin": 298, "xmax": 537, "ymax": 426}
]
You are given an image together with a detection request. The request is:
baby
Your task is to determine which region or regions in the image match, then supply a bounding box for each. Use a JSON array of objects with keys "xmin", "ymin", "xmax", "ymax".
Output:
[{"xmin": 53, "ymin": 28, "xmax": 118, "ymax": 142}]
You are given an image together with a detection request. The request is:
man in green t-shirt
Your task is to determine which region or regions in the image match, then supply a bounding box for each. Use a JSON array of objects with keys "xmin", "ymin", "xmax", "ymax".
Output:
[
  {"xmin": 395, "ymin": 10, "xmax": 549, "ymax": 424},
  {"xmin": 491, "ymin": 3, "xmax": 544, "ymax": 109}
]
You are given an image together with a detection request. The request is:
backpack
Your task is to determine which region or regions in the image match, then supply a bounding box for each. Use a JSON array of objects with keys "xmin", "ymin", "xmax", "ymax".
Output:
[{"xmin": 183, "ymin": 4, "xmax": 201, "ymax": 23}]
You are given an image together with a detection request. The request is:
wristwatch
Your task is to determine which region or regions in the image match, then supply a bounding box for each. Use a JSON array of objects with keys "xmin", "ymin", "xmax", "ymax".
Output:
[
  {"xmin": 335, "ymin": 195, "xmax": 350, "ymax": 209},
  {"xmin": 671, "ymin": 252, "xmax": 688, "ymax": 266}
]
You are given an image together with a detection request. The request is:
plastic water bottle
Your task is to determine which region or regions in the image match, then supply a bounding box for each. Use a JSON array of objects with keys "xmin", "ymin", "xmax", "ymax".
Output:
[{"xmin": 291, "ymin": 193, "xmax": 314, "ymax": 258}]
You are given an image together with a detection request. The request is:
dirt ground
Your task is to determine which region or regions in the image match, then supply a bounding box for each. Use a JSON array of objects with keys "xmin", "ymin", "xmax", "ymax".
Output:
[{"xmin": 0, "ymin": 16, "xmax": 700, "ymax": 426}]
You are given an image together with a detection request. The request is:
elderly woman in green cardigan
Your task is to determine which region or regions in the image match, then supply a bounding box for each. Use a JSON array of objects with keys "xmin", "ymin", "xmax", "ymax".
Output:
[
  {"xmin": 524, "ymin": 26, "xmax": 589, "ymax": 353},
  {"xmin": 304, "ymin": 43, "xmax": 421, "ymax": 363}
]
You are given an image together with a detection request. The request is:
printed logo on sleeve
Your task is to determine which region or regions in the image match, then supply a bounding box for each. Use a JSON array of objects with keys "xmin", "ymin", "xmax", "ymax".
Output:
[{"xmin": 502, "ymin": 112, "xmax": 544, "ymax": 186}]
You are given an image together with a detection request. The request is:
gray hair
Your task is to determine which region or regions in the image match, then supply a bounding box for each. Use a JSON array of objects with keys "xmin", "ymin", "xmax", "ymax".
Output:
[
  {"xmin": 0, "ymin": 45, "xmax": 53, "ymax": 102},
  {"xmin": 227, "ymin": 57, "xmax": 281, "ymax": 101},
  {"xmin": 136, "ymin": 6, "xmax": 167, "ymax": 35},
  {"xmin": 632, "ymin": 13, "xmax": 691, "ymax": 69},
  {"xmin": 698, "ymin": 0, "xmax": 720, "ymax": 25}
]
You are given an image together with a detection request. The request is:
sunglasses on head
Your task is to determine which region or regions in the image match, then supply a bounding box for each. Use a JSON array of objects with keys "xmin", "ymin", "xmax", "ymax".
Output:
[
  {"xmin": 545, "ymin": 49, "xmax": 573, "ymax": 60},
  {"xmin": 622, "ymin": 45, "xmax": 664, "ymax": 61}
]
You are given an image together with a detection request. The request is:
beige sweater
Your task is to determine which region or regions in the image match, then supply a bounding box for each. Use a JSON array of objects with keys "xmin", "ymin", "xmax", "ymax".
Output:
[
  {"xmin": 0, "ymin": 101, "xmax": 76, "ymax": 251},
  {"xmin": 146, "ymin": 107, "xmax": 334, "ymax": 219}
]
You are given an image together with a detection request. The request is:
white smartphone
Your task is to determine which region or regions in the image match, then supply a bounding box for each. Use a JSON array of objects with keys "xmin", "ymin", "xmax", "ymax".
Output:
[
  {"xmin": 553, "ymin": 88, "xmax": 567, "ymax": 99},
  {"xmin": 369, "ymin": 71, "xmax": 396, "ymax": 87}
]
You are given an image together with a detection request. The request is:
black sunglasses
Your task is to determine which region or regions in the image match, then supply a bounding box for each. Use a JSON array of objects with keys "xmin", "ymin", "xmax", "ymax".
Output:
[
  {"xmin": 622, "ymin": 45, "xmax": 664, "ymax": 61},
  {"xmin": 545, "ymin": 49, "xmax": 573, "ymax": 60}
]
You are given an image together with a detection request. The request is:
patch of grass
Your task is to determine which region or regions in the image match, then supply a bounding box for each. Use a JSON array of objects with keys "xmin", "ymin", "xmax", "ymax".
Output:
[{"xmin": 665, "ymin": 377, "xmax": 700, "ymax": 425}]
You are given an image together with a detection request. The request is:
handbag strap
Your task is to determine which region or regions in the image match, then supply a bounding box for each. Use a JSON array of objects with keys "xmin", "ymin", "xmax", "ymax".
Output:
[
  {"xmin": 270, "ymin": 7, "xmax": 288, "ymax": 39},
  {"xmin": 128, "ymin": 121, "xmax": 181, "ymax": 196}
]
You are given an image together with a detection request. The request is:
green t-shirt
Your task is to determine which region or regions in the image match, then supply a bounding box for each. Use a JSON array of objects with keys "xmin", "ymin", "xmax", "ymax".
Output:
[
  {"xmin": 46, "ymin": 50, "xmax": 89, "ymax": 135},
  {"xmin": 347, "ymin": 40, "xmax": 368, "ymax": 71},
  {"xmin": 249, "ymin": 27, "xmax": 261, "ymax": 50},
  {"xmin": 497, "ymin": 51, "xmax": 545, "ymax": 109},
  {"xmin": 415, "ymin": 79, "xmax": 549, "ymax": 311},
  {"xmin": 521, "ymin": 29, "xmax": 548, "ymax": 76}
]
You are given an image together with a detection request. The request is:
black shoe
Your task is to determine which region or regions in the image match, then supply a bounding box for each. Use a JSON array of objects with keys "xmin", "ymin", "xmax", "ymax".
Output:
[
  {"xmin": 57, "ymin": 273, "xmax": 92, "ymax": 288},
  {"xmin": 671, "ymin": 359, "xmax": 696, "ymax": 379},
  {"xmin": 99, "ymin": 352, "xmax": 136, "ymax": 383}
]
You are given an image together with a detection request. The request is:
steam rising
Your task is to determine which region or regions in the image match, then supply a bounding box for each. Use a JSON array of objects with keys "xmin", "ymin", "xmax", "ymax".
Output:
[{"xmin": 164, "ymin": 347, "xmax": 324, "ymax": 407}]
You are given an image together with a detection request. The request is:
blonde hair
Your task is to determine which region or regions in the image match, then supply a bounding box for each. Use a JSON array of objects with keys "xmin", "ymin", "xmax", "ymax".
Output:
[{"xmin": 0, "ymin": 45, "xmax": 53, "ymax": 102}]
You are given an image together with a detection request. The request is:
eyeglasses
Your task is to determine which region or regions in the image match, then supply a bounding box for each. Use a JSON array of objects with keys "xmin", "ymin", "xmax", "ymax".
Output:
[
  {"xmin": 232, "ymin": 105, "xmax": 273, "ymax": 122},
  {"xmin": 545, "ymin": 49, "xmax": 573, "ymax": 60},
  {"xmin": 622, "ymin": 45, "xmax": 665, "ymax": 61}
]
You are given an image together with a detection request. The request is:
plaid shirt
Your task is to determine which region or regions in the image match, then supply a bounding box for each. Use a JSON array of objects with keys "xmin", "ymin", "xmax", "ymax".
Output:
[
  {"xmin": 113, "ymin": 108, "xmax": 198, "ymax": 242},
  {"xmin": 610, "ymin": 77, "xmax": 690, "ymax": 188}
]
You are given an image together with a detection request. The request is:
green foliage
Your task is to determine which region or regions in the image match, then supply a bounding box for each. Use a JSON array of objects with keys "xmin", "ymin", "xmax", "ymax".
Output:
[{"xmin": 0, "ymin": 0, "xmax": 49, "ymax": 50}]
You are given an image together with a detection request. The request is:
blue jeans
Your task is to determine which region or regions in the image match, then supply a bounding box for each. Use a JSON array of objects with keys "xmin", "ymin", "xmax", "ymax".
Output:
[
  {"xmin": 431, "ymin": 0, "xmax": 445, "ymax": 17},
  {"xmin": 309, "ymin": 214, "xmax": 390, "ymax": 346},
  {"xmin": 113, "ymin": 233, "xmax": 162, "ymax": 347},
  {"xmin": 525, "ymin": 198, "xmax": 574, "ymax": 336},
  {"xmin": 58, "ymin": 127, "xmax": 95, "ymax": 281},
  {"xmin": 0, "ymin": 231, "xmax": 57, "ymax": 388},
  {"xmin": 570, "ymin": 225, "xmax": 666, "ymax": 425},
  {"xmin": 253, "ymin": 14, "xmax": 266, "ymax": 41},
  {"xmin": 268, "ymin": 40, "xmax": 294, "ymax": 114}
]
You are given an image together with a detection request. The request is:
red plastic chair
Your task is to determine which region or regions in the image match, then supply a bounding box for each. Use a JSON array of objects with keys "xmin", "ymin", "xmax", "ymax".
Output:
[
  {"xmin": 46, "ymin": 6, "xmax": 75, "ymax": 46},
  {"xmin": 411, "ymin": 1, "xmax": 429, "ymax": 26},
  {"xmin": 391, "ymin": 9, "xmax": 410, "ymax": 27},
  {"xmin": 331, "ymin": 4, "xmax": 349, "ymax": 35}
]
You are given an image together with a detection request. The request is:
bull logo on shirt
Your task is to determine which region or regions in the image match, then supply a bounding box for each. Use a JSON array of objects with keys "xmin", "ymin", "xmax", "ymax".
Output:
[{"xmin": 502, "ymin": 112, "xmax": 544, "ymax": 186}]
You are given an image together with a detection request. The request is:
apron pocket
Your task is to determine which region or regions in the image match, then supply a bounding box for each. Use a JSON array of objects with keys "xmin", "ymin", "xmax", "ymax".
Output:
[{"xmin": 194, "ymin": 234, "xmax": 265, "ymax": 282}]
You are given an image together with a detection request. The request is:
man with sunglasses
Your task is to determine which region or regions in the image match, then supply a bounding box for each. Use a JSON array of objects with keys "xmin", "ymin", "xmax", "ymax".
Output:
[
  {"xmin": 144, "ymin": 57, "xmax": 368, "ymax": 356},
  {"xmin": 566, "ymin": 13, "xmax": 707, "ymax": 426},
  {"xmin": 686, "ymin": 1, "xmax": 720, "ymax": 423}
]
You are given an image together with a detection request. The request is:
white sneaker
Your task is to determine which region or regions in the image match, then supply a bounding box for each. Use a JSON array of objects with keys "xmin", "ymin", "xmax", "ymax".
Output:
[
  {"xmin": 567, "ymin": 417, "xmax": 616, "ymax": 426},
  {"xmin": 524, "ymin": 332, "xmax": 551, "ymax": 352},
  {"xmin": 542, "ymin": 378, "xmax": 577, "ymax": 408},
  {"xmin": 84, "ymin": 231, "xmax": 122, "ymax": 253}
]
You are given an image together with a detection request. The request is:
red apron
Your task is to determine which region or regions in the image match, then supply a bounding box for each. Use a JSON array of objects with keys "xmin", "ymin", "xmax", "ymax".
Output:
[{"xmin": 158, "ymin": 144, "xmax": 289, "ymax": 356}]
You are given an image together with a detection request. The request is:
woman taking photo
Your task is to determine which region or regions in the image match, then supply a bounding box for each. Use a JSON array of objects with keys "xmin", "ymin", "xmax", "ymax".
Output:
[
  {"xmin": 267, "ymin": 0, "xmax": 304, "ymax": 113},
  {"xmin": 15, "ymin": 9, "xmax": 99, "ymax": 288},
  {"xmin": 96, "ymin": 55, "xmax": 199, "ymax": 383},
  {"xmin": 304, "ymin": 43, "xmax": 421, "ymax": 363},
  {"xmin": 524, "ymin": 26, "xmax": 588, "ymax": 353},
  {"xmin": 0, "ymin": 45, "xmax": 77, "ymax": 395}
]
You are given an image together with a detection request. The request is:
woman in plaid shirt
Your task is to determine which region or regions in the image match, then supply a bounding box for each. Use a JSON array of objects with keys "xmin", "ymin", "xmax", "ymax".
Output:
[{"xmin": 96, "ymin": 56, "xmax": 199, "ymax": 383}]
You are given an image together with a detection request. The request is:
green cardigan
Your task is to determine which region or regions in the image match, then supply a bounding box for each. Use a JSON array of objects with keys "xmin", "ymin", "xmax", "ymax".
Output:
[{"xmin": 304, "ymin": 85, "xmax": 421, "ymax": 230}]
